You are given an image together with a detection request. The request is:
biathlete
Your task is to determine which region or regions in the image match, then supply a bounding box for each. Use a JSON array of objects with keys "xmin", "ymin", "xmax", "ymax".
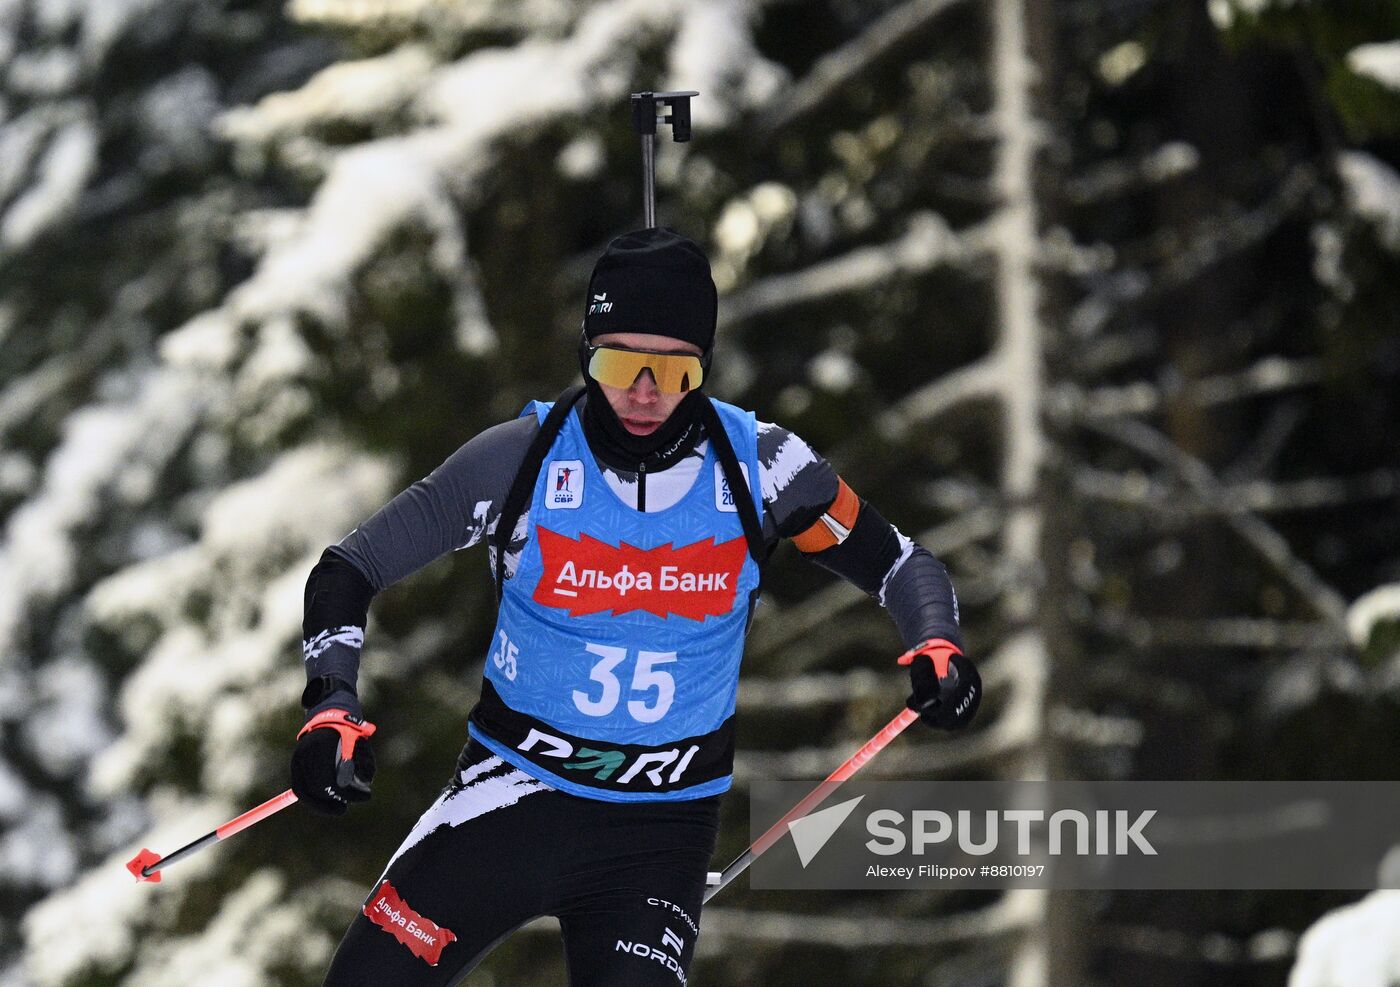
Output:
[{"xmin": 291, "ymin": 227, "xmax": 980, "ymax": 985}]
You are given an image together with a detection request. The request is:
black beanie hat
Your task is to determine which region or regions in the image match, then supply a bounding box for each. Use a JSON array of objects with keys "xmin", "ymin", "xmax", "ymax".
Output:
[{"xmin": 583, "ymin": 228, "xmax": 717, "ymax": 352}]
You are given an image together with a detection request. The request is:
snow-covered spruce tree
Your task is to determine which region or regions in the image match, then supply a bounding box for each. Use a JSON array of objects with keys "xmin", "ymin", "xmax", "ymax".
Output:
[
  {"xmin": 14, "ymin": 1, "xmax": 786, "ymax": 984},
  {"xmin": 6, "ymin": 0, "xmax": 1399, "ymax": 985},
  {"xmin": 0, "ymin": 0, "xmax": 349, "ymax": 981},
  {"xmin": 684, "ymin": 0, "xmax": 1400, "ymax": 984}
]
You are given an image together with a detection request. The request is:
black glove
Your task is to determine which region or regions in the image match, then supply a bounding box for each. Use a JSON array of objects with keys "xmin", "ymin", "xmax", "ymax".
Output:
[
  {"xmin": 899, "ymin": 638, "xmax": 981, "ymax": 730},
  {"xmin": 290, "ymin": 707, "xmax": 377, "ymax": 816}
]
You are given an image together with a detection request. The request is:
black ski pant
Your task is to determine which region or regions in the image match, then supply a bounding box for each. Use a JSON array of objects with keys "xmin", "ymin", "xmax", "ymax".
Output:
[{"xmin": 322, "ymin": 739, "xmax": 720, "ymax": 985}]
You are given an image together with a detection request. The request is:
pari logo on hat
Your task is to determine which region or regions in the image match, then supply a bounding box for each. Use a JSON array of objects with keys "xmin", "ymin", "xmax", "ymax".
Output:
[{"xmin": 584, "ymin": 228, "xmax": 717, "ymax": 352}]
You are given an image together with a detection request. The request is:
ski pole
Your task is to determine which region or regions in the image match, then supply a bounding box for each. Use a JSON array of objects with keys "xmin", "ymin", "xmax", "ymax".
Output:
[
  {"xmin": 703, "ymin": 706, "xmax": 920, "ymax": 902},
  {"xmin": 126, "ymin": 788, "xmax": 300, "ymax": 883},
  {"xmin": 630, "ymin": 90, "xmax": 697, "ymax": 228},
  {"xmin": 126, "ymin": 710, "xmax": 375, "ymax": 882}
]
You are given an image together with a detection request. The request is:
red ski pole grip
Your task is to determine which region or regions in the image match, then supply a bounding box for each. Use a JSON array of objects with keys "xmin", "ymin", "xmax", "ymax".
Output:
[
  {"xmin": 298, "ymin": 709, "xmax": 377, "ymax": 762},
  {"xmin": 895, "ymin": 637, "xmax": 963, "ymax": 680}
]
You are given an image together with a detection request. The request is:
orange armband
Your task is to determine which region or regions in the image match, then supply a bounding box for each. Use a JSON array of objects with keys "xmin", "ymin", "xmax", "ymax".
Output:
[{"xmin": 792, "ymin": 477, "xmax": 861, "ymax": 553}]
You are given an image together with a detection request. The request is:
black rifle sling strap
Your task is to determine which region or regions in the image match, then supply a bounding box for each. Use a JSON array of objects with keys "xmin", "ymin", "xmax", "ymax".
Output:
[
  {"xmin": 699, "ymin": 397, "xmax": 768, "ymax": 573},
  {"xmin": 493, "ymin": 385, "xmax": 586, "ymax": 603}
]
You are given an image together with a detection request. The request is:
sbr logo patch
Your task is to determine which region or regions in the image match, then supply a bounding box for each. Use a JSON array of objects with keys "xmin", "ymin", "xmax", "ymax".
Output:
[{"xmin": 546, "ymin": 460, "xmax": 584, "ymax": 509}]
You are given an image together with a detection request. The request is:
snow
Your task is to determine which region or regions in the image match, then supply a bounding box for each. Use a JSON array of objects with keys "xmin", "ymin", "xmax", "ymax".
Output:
[
  {"xmin": 0, "ymin": 1, "xmax": 809, "ymax": 981},
  {"xmin": 0, "ymin": 114, "xmax": 97, "ymax": 250},
  {"xmin": 1311, "ymin": 222, "xmax": 1348, "ymax": 295},
  {"xmin": 228, "ymin": 137, "xmax": 456, "ymax": 330},
  {"xmin": 85, "ymin": 547, "xmax": 206, "ymax": 647},
  {"xmin": 87, "ymin": 444, "xmax": 396, "ymax": 796},
  {"xmin": 1142, "ymin": 141, "xmax": 1199, "ymax": 182},
  {"xmin": 32, "ymin": 0, "xmax": 83, "ymax": 37},
  {"xmin": 0, "ymin": 0, "xmax": 24, "ymax": 66},
  {"xmin": 1206, "ymin": 0, "xmax": 1303, "ymax": 30},
  {"xmin": 238, "ymin": 315, "xmax": 315, "ymax": 390},
  {"xmin": 715, "ymin": 199, "xmax": 762, "ymax": 257},
  {"xmin": 1336, "ymin": 151, "xmax": 1400, "ymax": 251},
  {"xmin": 126, "ymin": 871, "xmax": 335, "ymax": 987},
  {"xmin": 0, "ymin": 794, "xmax": 76, "ymax": 888},
  {"xmin": 1098, "ymin": 41, "xmax": 1147, "ymax": 87},
  {"xmin": 0, "ymin": 958, "xmax": 30, "ymax": 987},
  {"xmin": 206, "ymin": 0, "xmax": 783, "ymax": 353},
  {"xmin": 713, "ymin": 182, "xmax": 798, "ymax": 290},
  {"xmin": 218, "ymin": 45, "xmax": 435, "ymax": 146},
  {"xmin": 809, "ymin": 349, "xmax": 859, "ymax": 393},
  {"xmin": 200, "ymin": 444, "xmax": 395, "ymax": 557},
  {"xmin": 0, "ymin": 451, "xmax": 35, "ymax": 494},
  {"xmin": 667, "ymin": 0, "xmax": 785, "ymax": 128},
  {"xmin": 137, "ymin": 65, "xmax": 221, "ymax": 163},
  {"xmin": 158, "ymin": 310, "xmax": 242, "ymax": 371},
  {"xmin": 20, "ymin": 656, "xmax": 112, "ymax": 777},
  {"xmin": 6, "ymin": 47, "xmax": 81, "ymax": 97},
  {"xmin": 1288, "ymin": 891, "xmax": 1400, "ymax": 987},
  {"xmin": 715, "ymin": 183, "xmax": 797, "ymax": 257},
  {"xmin": 22, "ymin": 795, "xmax": 229, "ymax": 986},
  {"xmin": 0, "ymin": 369, "xmax": 205, "ymax": 657},
  {"xmin": 1347, "ymin": 42, "xmax": 1400, "ymax": 92},
  {"xmin": 79, "ymin": 0, "xmax": 167, "ymax": 65},
  {"xmin": 1347, "ymin": 582, "xmax": 1400, "ymax": 648},
  {"xmin": 556, "ymin": 134, "xmax": 605, "ymax": 180},
  {"xmin": 0, "ymin": 759, "xmax": 26, "ymax": 820},
  {"xmin": 288, "ymin": 0, "xmax": 570, "ymax": 33},
  {"xmin": 0, "ymin": 108, "xmax": 54, "ymax": 205}
]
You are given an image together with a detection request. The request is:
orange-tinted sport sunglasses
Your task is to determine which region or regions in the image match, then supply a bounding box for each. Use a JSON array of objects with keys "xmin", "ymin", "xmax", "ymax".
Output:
[{"xmin": 585, "ymin": 344, "xmax": 706, "ymax": 393}]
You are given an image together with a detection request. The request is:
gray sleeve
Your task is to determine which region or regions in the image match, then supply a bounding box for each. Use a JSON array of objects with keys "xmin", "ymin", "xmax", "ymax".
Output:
[
  {"xmin": 333, "ymin": 415, "xmax": 539, "ymax": 591},
  {"xmin": 881, "ymin": 548, "xmax": 964, "ymax": 651}
]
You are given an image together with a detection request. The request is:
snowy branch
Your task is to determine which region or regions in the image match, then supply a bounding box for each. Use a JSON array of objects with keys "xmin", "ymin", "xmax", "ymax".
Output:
[
  {"xmin": 700, "ymin": 891, "xmax": 1039, "ymax": 949},
  {"xmin": 718, "ymin": 211, "xmax": 985, "ymax": 329},
  {"xmin": 1153, "ymin": 166, "xmax": 1315, "ymax": 292},
  {"xmin": 1061, "ymin": 141, "xmax": 1201, "ymax": 206},
  {"xmin": 874, "ymin": 358, "xmax": 1004, "ymax": 440},
  {"xmin": 211, "ymin": 0, "xmax": 785, "ymax": 349},
  {"xmin": 748, "ymin": 509, "xmax": 1002, "ymax": 667},
  {"xmin": 1072, "ymin": 466, "xmax": 1400, "ymax": 516},
  {"xmin": 1289, "ymin": 891, "xmax": 1400, "ymax": 987},
  {"xmin": 288, "ymin": 0, "xmax": 573, "ymax": 35},
  {"xmin": 1058, "ymin": 356, "xmax": 1326, "ymax": 420},
  {"xmin": 1101, "ymin": 923, "xmax": 1295, "ymax": 965},
  {"xmin": 1047, "ymin": 705, "xmax": 1144, "ymax": 749},
  {"xmin": 1093, "ymin": 615, "xmax": 1350, "ymax": 651},
  {"xmin": 1336, "ymin": 151, "xmax": 1400, "ymax": 252},
  {"xmin": 754, "ymin": 0, "xmax": 972, "ymax": 135},
  {"xmin": 1080, "ymin": 416, "xmax": 1351, "ymax": 631},
  {"xmin": 737, "ymin": 634, "xmax": 1044, "ymax": 783}
]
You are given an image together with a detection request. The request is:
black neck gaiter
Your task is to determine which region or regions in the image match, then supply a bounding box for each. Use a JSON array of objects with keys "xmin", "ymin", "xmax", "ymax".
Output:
[{"xmin": 581, "ymin": 383, "xmax": 706, "ymax": 473}]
